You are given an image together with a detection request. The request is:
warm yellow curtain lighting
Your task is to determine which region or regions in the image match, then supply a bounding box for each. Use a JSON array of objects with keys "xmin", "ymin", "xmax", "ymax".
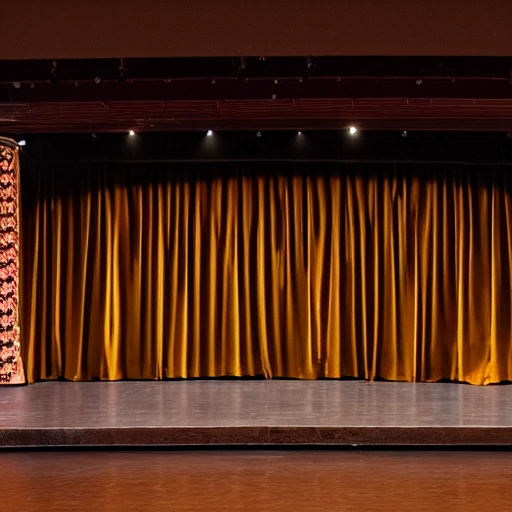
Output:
[{"xmin": 20, "ymin": 163, "xmax": 512, "ymax": 384}]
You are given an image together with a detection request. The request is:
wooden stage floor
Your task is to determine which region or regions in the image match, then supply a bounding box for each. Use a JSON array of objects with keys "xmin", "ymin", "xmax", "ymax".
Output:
[{"xmin": 1, "ymin": 380, "xmax": 512, "ymax": 447}]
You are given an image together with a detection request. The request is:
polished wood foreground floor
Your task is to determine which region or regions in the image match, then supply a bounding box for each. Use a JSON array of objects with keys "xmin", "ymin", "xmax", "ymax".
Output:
[
  {"xmin": 2, "ymin": 450, "xmax": 512, "ymax": 511},
  {"xmin": 2, "ymin": 381, "xmax": 512, "ymax": 446}
]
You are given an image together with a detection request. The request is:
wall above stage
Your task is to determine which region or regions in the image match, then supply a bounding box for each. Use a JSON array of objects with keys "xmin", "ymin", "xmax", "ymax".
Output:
[{"xmin": 2, "ymin": 0, "xmax": 512, "ymax": 60}]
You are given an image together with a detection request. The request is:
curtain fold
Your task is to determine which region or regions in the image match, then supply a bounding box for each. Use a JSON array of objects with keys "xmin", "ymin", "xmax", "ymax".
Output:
[{"xmin": 20, "ymin": 162, "xmax": 512, "ymax": 384}]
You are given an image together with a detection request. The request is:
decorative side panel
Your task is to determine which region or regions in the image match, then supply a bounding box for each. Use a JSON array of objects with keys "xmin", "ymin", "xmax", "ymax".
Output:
[{"xmin": 0, "ymin": 140, "xmax": 24, "ymax": 384}]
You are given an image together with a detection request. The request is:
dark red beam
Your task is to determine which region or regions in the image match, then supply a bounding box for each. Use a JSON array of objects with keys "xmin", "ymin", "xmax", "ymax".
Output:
[{"xmin": 2, "ymin": 98, "xmax": 512, "ymax": 134}]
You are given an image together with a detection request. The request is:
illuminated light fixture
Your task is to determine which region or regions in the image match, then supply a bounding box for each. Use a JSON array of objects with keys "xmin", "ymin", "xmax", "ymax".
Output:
[
  {"xmin": 256, "ymin": 131, "xmax": 262, "ymax": 138},
  {"xmin": 18, "ymin": 140, "xmax": 26, "ymax": 147},
  {"xmin": 401, "ymin": 130, "xmax": 409, "ymax": 138},
  {"xmin": 298, "ymin": 131, "xmax": 302, "ymax": 135},
  {"xmin": 94, "ymin": 75, "xmax": 101, "ymax": 85},
  {"xmin": 49, "ymin": 60, "xmax": 58, "ymax": 84},
  {"xmin": 118, "ymin": 58, "xmax": 127, "ymax": 83},
  {"xmin": 206, "ymin": 130, "xmax": 213, "ymax": 137},
  {"xmin": 12, "ymin": 82, "xmax": 21, "ymax": 89},
  {"xmin": 128, "ymin": 130, "xmax": 135, "ymax": 136},
  {"xmin": 349, "ymin": 126, "xmax": 358, "ymax": 135},
  {"xmin": 416, "ymin": 79, "xmax": 423, "ymax": 85}
]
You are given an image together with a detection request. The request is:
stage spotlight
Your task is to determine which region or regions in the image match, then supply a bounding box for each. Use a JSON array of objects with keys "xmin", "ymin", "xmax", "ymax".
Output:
[
  {"xmin": 401, "ymin": 130, "xmax": 409, "ymax": 138},
  {"xmin": 49, "ymin": 60, "xmax": 58, "ymax": 83},
  {"xmin": 349, "ymin": 126, "xmax": 358, "ymax": 135},
  {"xmin": 18, "ymin": 140, "xmax": 26, "ymax": 147},
  {"xmin": 118, "ymin": 59, "xmax": 128, "ymax": 83},
  {"xmin": 206, "ymin": 130, "xmax": 213, "ymax": 137},
  {"xmin": 129, "ymin": 130, "xmax": 135, "ymax": 136}
]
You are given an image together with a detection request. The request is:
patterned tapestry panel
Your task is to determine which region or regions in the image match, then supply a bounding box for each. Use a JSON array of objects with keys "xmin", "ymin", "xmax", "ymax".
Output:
[{"xmin": 0, "ymin": 140, "xmax": 25, "ymax": 384}]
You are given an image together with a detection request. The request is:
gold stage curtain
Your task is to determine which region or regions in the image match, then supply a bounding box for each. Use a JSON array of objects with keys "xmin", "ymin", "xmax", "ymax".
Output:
[{"xmin": 20, "ymin": 162, "xmax": 512, "ymax": 384}]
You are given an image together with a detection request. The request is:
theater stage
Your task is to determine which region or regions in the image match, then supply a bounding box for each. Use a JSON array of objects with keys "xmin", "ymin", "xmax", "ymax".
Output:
[{"xmin": 1, "ymin": 381, "xmax": 511, "ymax": 448}]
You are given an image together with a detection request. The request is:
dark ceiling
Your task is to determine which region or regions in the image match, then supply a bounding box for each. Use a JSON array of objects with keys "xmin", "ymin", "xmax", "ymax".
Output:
[{"xmin": 1, "ymin": 57, "xmax": 512, "ymax": 134}]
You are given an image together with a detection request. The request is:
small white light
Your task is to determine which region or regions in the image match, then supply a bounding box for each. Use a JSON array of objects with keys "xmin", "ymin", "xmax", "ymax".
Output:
[
  {"xmin": 18, "ymin": 140, "xmax": 26, "ymax": 147},
  {"xmin": 129, "ymin": 130, "xmax": 135, "ymax": 136},
  {"xmin": 349, "ymin": 126, "xmax": 357, "ymax": 135},
  {"xmin": 298, "ymin": 131, "xmax": 302, "ymax": 135},
  {"xmin": 94, "ymin": 76, "xmax": 101, "ymax": 85},
  {"xmin": 256, "ymin": 131, "xmax": 262, "ymax": 138},
  {"xmin": 12, "ymin": 82, "xmax": 21, "ymax": 89},
  {"xmin": 206, "ymin": 130, "xmax": 213, "ymax": 137},
  {"xmin": 416, "ymin": 79, "xmax": 423, "ymax": 86},
  {"xmin": 401, "ymin": 130, "xmax": 409, "ymax": 138}
]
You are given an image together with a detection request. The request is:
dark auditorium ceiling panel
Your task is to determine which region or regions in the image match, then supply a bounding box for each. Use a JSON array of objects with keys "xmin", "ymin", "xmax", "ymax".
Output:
[{"xmin": 2, "ymin": 0, "xmax": 512, "ymax": 59}]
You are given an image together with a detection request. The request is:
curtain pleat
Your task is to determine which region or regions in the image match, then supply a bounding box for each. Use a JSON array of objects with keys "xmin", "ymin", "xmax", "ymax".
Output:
[{"xmin": 20, "ymin": 163, "xmax": 512, "ymax": 384}]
